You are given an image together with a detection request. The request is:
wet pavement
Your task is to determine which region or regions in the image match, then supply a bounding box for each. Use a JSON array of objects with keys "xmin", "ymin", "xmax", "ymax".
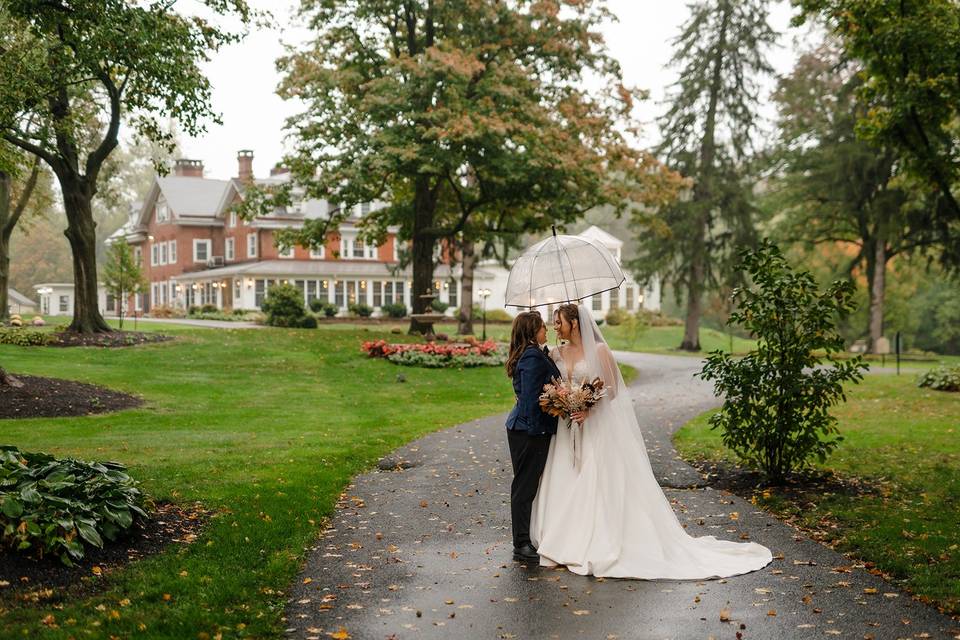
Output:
[{"xmin": 284, "ymin": 352, "xmax": 959, "ymax": 640}]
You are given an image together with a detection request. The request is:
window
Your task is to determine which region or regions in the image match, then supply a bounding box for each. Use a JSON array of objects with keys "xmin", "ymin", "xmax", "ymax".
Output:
[
  {"xmin": 347, "ymin": 280, "xmax": 358, "ymax": 305},
  {"xmin": 373, "ymin": 281, "xmax": 382, "ymax": 307},
  {"xmin": 225, "ymin": 238, "xmax": 235, "ymax": 261},
  {"xmin": 392, "ymin": 238, "xmax": 399, "ymax": 262},
  {"xmin": 395, "ymin": 281, "xmax": 405, "ymax": 305},
  {"xmin": 156, "ymin": 200, "xmax": 169, "ymax": 222},
  {"xmin": 247, "ymin": 233, "xmax": 258, "ymax": 258},
  {"xmin": 610, "ymin": 288, "xmax": 620, "ymax": 309},
  {"xmin": 306, "ymin": 280, "xmax": 318, "ymax": 304},
  {"xmin": 447, "ymin": 280, "xmax": 458, "ymax": 307},
  {"xmin": 151, "ymin": 243, "xmax": 158, "ymax": 266},
  {"xmin": 169, "ymin": 240, "xmax": 177, "ymax": 264},
  {"xmin": 159, "ymin": 242, "xmax": 167, "ymax": 265},
  {"xmin": 295, "ymin": 280, "xmax": 306, "ymax": 302},
  {"xmin": 170, "ymin": 282, "xmax": 177, "ymax": 304},
  {"xmin": 229, "ymin": 211, "xmax": 237, "ymax": 228},
  {"xmin": 625, "ymin": 285, "xmax": 634, "ymax": 310},
  {"xmin": 59, "ymin": 295, "xmax": 69, "ymax": 313},
  {"xmin": 334, "ymin": 280, "xmax": 345, "ymax": 307},
  {"xmin": 361, "ymin": 202, "xmax": 370, "ymax": 215},
  {"xmin": 134, "ymin": 246, "xmax": 142, "ymax": 267},
  {"xmin": 193, "ymin": 239, "xmax": 211, "ymax": 263},
  {"xmin": 278, "ymin": 244, "xmax": 295, "ymax": 259},
  {"xmin": 592, "ymin": 293, "xmax": 602, "ymax": 311},
  {"xmin": 255, "ymin": 279, "xmax": 266, "ymax": 308},
  {"xmin": 309, "ymin": 245, "xmax": 325, "ymax": 259},
  {"xmin": 319, "ymin": 279, "xmax": 329, "ymax": 303}
]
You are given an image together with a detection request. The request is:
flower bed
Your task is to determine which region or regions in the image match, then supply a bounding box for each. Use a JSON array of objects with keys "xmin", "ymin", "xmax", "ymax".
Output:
[{"xmin": 361, "ymin": 338, "xmax": 505, "ymax": 368}]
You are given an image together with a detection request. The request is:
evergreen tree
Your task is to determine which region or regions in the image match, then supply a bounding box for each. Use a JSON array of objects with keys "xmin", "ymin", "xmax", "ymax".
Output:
[{"xmin": 631, "ymin": 0, "xmax": 776, "ymax": 351}]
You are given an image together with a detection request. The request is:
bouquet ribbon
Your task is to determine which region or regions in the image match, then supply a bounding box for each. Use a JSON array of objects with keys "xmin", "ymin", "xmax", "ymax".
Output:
[{"xmin": 568, "ymin": 417, "xmax": 584, "ymax": 472}]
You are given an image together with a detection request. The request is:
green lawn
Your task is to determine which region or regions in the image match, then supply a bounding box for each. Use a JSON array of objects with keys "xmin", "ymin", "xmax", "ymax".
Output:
[
  {"xmin": 0, "ymin": 324, "xmax": 516, "ymax": 638},
  {"xmin": 675, "ymin": 374, "xmax": 960, "ymax": 614}
]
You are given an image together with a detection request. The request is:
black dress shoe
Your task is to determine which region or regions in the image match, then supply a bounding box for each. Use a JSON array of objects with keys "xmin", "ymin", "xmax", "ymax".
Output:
[{"xmin": 513, "ymin": 543, "xmax": 539, "ymax": 562}]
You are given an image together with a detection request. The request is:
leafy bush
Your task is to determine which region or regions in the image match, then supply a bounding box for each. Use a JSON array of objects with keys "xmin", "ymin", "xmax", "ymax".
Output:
[
  {"xmin": 484, "ymin": 309, "xmax": 513, "ymax": 323},
  {"xmin": 200, "ymin": 303, "xmax": 218, "ymax": 313},
  {"xmin": 698, "ymin": 240, "xmax": 868, "ymax": 482},
  {"xmin": 0, "ymin": 327, "xmax": 53, "ymax": 346},
  {"xmin": 386, "ymin": 349, "xmax": 506, "ymax": 368},
  {"xmin": 0, "ymin": 446, "xmax": 150, "ymax": 565},
  {"xmin": 261, "ymin": 283, "xmax": 307, "ymax": 327},
  {"xmin": 604, "ymin": 307, "xmax": 631, "ymax": 326},
  {"xmin": 308, "ymin": 299, "xmax": 325, "ymax": 313},
  {"xmin": 150, "ymin": 305, "xmax": 184, "ymax": 319},
  {"xmin": 349, "ymin": 303, "xmax": 373, "ymax": 318},
  {"xmin": 299, "ymin": 315, "xmax": 318, "ymax": 329},
  {"xmin": 430, "ymin": 299, "xmax": 450, "ymax": 313},
  {"xmin": 381, "ymin": 302, "xmax": 408, "ymax": 318},
  {"xmin": 917, "ymin": 366, "xmax": 960, "ymax": 392},
  {"xmin": 618, "ymin": 311, "xmax": 650, "ymax": 350},
  {"xmin": 188, "ymin": 305, "xmax": 200, "ymax": 315},
  {"xmin": 321, "ymin": 303, "xmax": 338, "ymax": 317}
]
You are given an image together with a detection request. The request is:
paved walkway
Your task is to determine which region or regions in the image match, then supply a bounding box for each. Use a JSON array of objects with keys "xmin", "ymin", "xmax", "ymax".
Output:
[
  {"xmin": 284, "ymin": 353, "xmax": 959, "ymax": 639},
  {"xmin": 126, "ymin": 316, "xmax": 263, "ymax": 329}
]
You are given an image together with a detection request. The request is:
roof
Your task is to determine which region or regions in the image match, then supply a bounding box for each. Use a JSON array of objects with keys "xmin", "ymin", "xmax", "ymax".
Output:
[
  {"xmin": 171, "ymin": 260, "xmax": 491, "ymax": 281},
  {"xmin": 7, "ymin": 288, "xmax": 35, "ymax": 306},
  {"xmin": 578, "ymin": 225, "xmax": 623, "ymax": 249},
  {"xmin": 157, "ymin": 176, "xmax": 232, "ymax": 218}
]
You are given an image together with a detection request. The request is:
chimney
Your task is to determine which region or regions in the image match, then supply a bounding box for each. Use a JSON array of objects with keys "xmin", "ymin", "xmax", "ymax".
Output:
[
  {"xmin": 174, "ymin": 159, "xmax": 204, "ymax": 178},
  {"xmin": 237, "ymin": 149, "xmax": 254, "ymax": 182}
]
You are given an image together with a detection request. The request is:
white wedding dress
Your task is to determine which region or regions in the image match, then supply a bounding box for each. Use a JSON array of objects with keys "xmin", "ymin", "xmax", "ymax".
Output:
[{"xmin": 530, "ymin": 305, "xmax": 772, "ymax": 579}]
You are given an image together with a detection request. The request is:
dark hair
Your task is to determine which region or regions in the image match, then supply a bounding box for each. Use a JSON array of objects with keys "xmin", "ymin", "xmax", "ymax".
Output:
[
  {"xmin": 554, "ymin": 303, "xmax": 579, "ymax": 337},
  {"xmin": 506, "ymin": 311, "xmax": 544, "ymax": 377}
]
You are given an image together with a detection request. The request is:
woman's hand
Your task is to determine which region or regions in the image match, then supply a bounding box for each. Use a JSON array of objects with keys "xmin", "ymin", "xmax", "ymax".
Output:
[{"xmin": 570, "ymin": 410, "xmax": 588, "ymax": 424}]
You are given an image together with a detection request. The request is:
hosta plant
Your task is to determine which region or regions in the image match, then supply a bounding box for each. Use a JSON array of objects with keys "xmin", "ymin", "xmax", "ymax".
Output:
[{"xmin": 0, "ymin": 446, "xmax": 150, "ymax": 565}]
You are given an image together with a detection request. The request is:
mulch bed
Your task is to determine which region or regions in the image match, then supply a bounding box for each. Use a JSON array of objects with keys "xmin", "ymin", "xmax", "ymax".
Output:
[
  {"xmin": 686, "ymin": 458, "xmax": 881, "ymax": 499},
  {"xmin": 0, "ymin": 502, "xmax": 212, "ymax": 604},
  {"xmin": 0, "ymin": 375, "xmax": 143, "ymax": 419},
  {"xmin": 49, "ymin": 330, "xmax": 172, "ymax": 348}
]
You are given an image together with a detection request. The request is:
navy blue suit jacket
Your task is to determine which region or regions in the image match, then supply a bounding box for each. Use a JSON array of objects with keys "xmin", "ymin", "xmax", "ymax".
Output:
[{"xmin": 505, "ymin": 345, "xmax": 562, "ymax": 436}]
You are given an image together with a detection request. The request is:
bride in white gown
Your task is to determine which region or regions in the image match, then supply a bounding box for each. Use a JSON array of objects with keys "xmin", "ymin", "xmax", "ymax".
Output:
[{"xmin": 530, "ymin": 302, "xmax": 772, "ymax": 579}]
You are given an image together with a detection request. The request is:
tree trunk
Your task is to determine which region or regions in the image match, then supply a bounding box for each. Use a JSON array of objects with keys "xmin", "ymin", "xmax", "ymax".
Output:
[
  {"xmin": 407, "ymin": 176, "xmax": 438, "ymax": 335},
  {"xmin": 61, "ymin": 178, "xmax": 111, "ymax": 333},
  {"xmin": 457, "ymin": 237, "xmax": 476, "ymax": 336},
  {"xmin": 0, "ymin": 171, "xmax": 10, "ymax": 322},
  {"xmin": 868, "ymin": 239, "xmax": 886, "ymax": 353},
  {"xmin": 680, "ymin": 252, "xmax": 703, "ymax": 351},
  {"xmin": 0, "ymin": 365, "xmax": 23, "ymax": 388}
]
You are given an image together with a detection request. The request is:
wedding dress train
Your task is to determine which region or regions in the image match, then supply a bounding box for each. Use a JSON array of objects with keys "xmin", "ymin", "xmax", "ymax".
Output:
[{"xmin": 530, "ymin": 306, "xmax": 772, "ymax": 579}]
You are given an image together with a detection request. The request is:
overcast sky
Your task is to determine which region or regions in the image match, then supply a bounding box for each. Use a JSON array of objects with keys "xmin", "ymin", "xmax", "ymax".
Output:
[{"xmin": 178, "ymin": 1, "xmax": 809, "ymax": 180}]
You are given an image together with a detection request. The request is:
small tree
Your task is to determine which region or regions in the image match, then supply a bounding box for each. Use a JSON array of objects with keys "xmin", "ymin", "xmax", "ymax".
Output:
[
  {"xmin": 698, "ymin": 240, "xmax": 868, "ymax": 483},
  {"xmin": 261, "ymin": 283, "xmax": 307, "ymax": 328},
  {"xmin": 101, "ymin": 242, "xmax": 146, "ymax": 329}
]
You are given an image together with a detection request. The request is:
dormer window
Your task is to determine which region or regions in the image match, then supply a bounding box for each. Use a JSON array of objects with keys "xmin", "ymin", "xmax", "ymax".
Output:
[{"xmin": 156, "ymin": 199, "xmax": 170, "ymax": 223}]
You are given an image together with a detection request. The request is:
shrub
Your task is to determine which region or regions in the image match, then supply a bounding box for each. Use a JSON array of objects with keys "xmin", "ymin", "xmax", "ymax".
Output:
[
  {"xmin": 0, "ymin": 327, "xmax": 53, "ymax": 346},
  {"xmin": 484, "ymin": 309, "xmax": 513, "ymax": 323},
  {"xmin": 917, "ymin": 365, "xmax": 960, "ymax": 392},
  {"xmin": 619, "ymin": 311, "xmax": 650, "ymax": 350},
  {"xmin": 150, "ymin": 305, "xmax": 184, "ymax": 319},
  {"xmin": 299, "ymin": 315, "xmax": 319, "ymax": 329},
  {"xmin": 321, "ymin": 303, "xmax": 338, "ymax": 317},
  {"xmin": 200, "ymin": 303, "xmax": 218, "ymax": 313},
  {"xmin": 604, "ymin": 307, "xmax": 631, "ymax": 326},
  {"xmin": 349, "ymin": 303, "xmax": 373, "ymax": 318},
  {"xmin": 430, "ymin": 299, "xmax": 450, "ymax": 313},
  {"xmin": 261, "ymin": 283, "xmax": 307, "ymax": 327},
  {"xmin": 381, "ymin": 302, "xmax": 408, "ymax": 318},
  {"xmin": 0, "ymin": 446, "xmax": 149, "ymax": 566},
  {"xmin": 232, "ymin": 307, "xmax": 248, "ymax": 316},
  {"xmin": 188, "ymin": 305, "xmax": 200, "ymax": 315},
  {"xmin": 308, "ymin": 298, "xmax": 325, "ymax": 313},
  {"xmin": 698, "ymin": 240, "xmax": 868, "ymax": 483}
]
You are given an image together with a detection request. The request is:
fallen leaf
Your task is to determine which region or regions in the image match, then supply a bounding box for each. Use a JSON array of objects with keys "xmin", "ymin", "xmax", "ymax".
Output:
[
  {"xmin": 767, "ymin": 610, "xmax": 776, "ymax": 617},
  {"xmin": 863, "ymin": 588, "xmax": 878, "ymax": 595},
  {"xmin": 327, "ymin": 627, "xmax": 351, "ymax": 640},
  {"xmin": 572, "ymin": 610, "xmax": 590, "ymax": 616},
  {"xmin": 719, "ymin": 608, "xmax": 732, "ymax": 622}
]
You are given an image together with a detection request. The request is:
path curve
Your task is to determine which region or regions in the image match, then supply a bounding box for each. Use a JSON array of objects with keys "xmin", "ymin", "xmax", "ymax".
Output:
[{"xmin": 284, "ymin": 353, "xmax": 958, "ymax": 640}]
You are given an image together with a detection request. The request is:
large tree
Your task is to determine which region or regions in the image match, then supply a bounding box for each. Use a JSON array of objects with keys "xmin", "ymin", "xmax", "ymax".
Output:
[
  {"xmin": 632, "ymin": 0, "xmax": 776, "ymax": 351},
  {"xmin": 259, "ymin": 0, "xmax": 681, "ymax": 333},
  {"xmin": 793, "ymin": 0, "xmax": 960, "ymax": 269},
  {"xmin": 0, "ymin": 0, "xmax": 250, "ymax": 333},
  {"xmin": 0, "ymin": 152, "xmax": 42, "ymax": 323},
  {"xmin": 767, "ymin": 41, "xmax": 940, "ymax": 352}
]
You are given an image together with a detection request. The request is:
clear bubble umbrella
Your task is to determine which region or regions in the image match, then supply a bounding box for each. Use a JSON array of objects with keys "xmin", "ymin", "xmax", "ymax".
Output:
[{"xmin": 505, "ymin": 227, "xmax": 625, "ymax": 308}]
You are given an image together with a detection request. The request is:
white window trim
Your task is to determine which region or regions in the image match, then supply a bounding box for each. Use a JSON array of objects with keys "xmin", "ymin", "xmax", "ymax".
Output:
[
  {"xmin": 309, "ymin": 245, "xmax": 325, "ymax": 259},
  {"xmin": 247, "ymin": 232, "xmax": 258, "ymax": 258},
  {"xmin": 193, "ymin": 239, "xmax": 212, "ymax": 263},
  {"xmin": 151, "ymin": 243, "xmax": 158, "ymax": 267},
  {"xmin": 225, "ymin": 237, "xmax": 235, "ymax": 261},
  {"xmin": 159, "ymin": 242, "xmax": 167, "ymax": 265},
  {"xmin": 169, "ymin": 240, "xmax": 177, "ymax": 264},
  {"xmin": 278, "ymin": 244, "xmax": 295, "ymax": 259},
  {"xmin": 229, "ymin": 211, "xmax": 237, "ymax": 228}
]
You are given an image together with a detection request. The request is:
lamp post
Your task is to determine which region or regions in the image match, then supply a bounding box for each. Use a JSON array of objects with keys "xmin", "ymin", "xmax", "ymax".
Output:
[{"xmin": 478, "ymin": 288, "xmax": 492, "ymax": 341}]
